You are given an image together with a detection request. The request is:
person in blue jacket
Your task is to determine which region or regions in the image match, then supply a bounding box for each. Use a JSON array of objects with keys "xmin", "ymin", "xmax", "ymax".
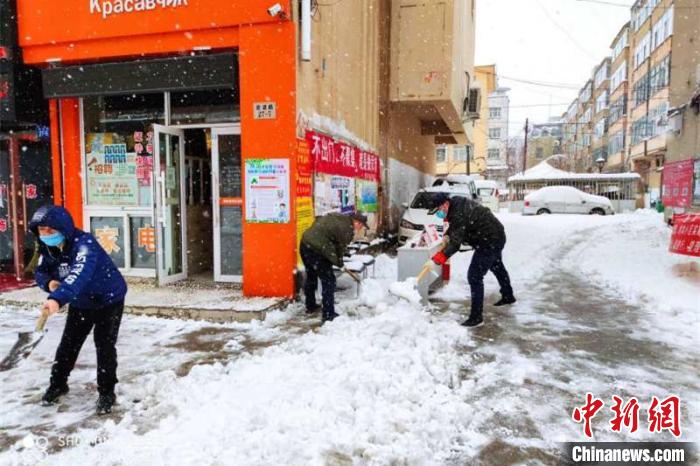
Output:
[{"xmin": 29, "ymin": 205, "xmax": 127, "ymax": 415}]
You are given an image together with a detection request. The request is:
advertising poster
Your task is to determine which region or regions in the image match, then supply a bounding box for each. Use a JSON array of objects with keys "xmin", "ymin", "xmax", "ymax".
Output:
[
  {"xmin": 662, "ymin": 159, "xmax": 693, "ymax": 208},
  {"xmin": 314, "ymin": 173, "xmax": 355, "ymax": 216},
  {"xmin": 356, "ymin": 179, "xmax": 378, "ymax": 213},
  {"xmin": 85, "ymin": 141, "xmax": 139, "ymax": 206},
  {"xmin": 245, "ymin": 159, "xmax": 290, "ymax": 223},
  {"xmin": 296, "ymin": 197, "xmax": 314, "ymax": 267},
  {"xmin": 297, "ymin": 139, "xmax": 313, "ymax": 197}
]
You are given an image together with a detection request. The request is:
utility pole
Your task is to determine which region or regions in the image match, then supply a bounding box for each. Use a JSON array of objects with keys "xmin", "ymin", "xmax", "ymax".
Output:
[
  {"xmin": 466, "ymin": 145, "xmax": 471, "ymax": 176},
  {"xmin": 522, "ymin": 118, "xmax": 529, "ymax": 173}
]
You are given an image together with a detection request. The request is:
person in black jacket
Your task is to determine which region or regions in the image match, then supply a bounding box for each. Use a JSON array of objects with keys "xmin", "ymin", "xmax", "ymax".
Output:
[
  {"xmin": 29, "ymin": 205, "xmax": 128, "ymax": 414},
  {"xmin": 428, "ymin": 194, "xmax": 515, "ymax": 327}
]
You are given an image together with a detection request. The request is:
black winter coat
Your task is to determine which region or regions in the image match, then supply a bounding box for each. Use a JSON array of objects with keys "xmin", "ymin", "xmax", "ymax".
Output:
[{"xmin": 443, "ymin": 196, "xmax": 506, "ymax": 257}]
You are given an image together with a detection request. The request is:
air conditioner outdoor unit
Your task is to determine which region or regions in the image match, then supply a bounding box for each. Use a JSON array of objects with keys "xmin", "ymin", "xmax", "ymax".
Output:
[{"xmin": 462, "ymin": 88, "xmax": 481, "ymax": 121}]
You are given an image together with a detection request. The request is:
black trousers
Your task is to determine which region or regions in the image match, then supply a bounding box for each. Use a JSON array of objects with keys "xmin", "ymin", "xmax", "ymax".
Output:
[
  {"xmin": 300, "ymin": 243, "xmax": 336, "ymax": 316},
  {"xmin": 49, "ymin": 300, "xmax": 124, "ymax": 395},
  {"xmin": 467, "ymin": 241, "xmax": 513, "ymax": 317}
]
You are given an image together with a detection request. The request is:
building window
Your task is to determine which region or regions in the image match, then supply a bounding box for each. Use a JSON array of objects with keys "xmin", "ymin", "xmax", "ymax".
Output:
[
  {"xmin": 693, "ymin": 160, "xmax": 700, "ymax": 205},
  {"xmin": 594, "ymin": 63, "xmax": 609, "ymax": 88},
  {"xmin": 607, "ymin": 131, "xmax": 625, "ymax": 156},
  {"xmin": 609, "ymin": 95, "xmax": 627, "ymax": 125},
  {"xmin": 612, "ymin": 32, "xmax": 628, "ymax": 61},
  {"xmin": 436, "ymin": 146, "xmax": 447, "ymax": 163},
  {"xmin": 634, "ymin": 31, "xmax": 651, "ymax": 69},
  {"xmin": 488, "ymin": 148, "xmax": 500, "ymax": 160},
  {"xmin": 579, "ymin": 83, "xmax": 592, "ymax": 103},
  {"xmin": 581, "ymin": 107, "xmax": 592, "ymax": 124},
  {"xmin": 453, "ymin": 146, "xmax": 467, "ymax": 162},
  {"xmin": 649, "ymin": 55, "xmax": 671, "ymax": 95},
  {"xmin": 594, "ymin": 118, "xmax": 607, "ymax": 140},
  {"xmin": 633, "ymin": 1, "xmax": 651, "ymax": 31},
  {"xmin": 610, "ymin": 61, "xmax": 627, "ymax": 92},
  {"xmin": 595, "ymin": 91, "xmax": 609, "ymax": 114},
  {"xmin": 633, "ymin": 73, "xmax": 650, "ymax": 107},
  {"xmin": 489, "ymin": 107, "xmax": 501, "ymax": 119},
  {"xmin": 582, "ymin": 134, "xmax": 592, "ymax": 147},
  {"xmin": 82, "ymin": 93, "xmax": 165, "ymax": 208},
  {"xmin": 489, "ymin": 128, "xmax": 501, "ymax": 139},
  {"xmin": 535, "ymin": 147, "xmax": 544, "ymax": 159},
  {"xmin": 652, "ymin": 6, "xmax": 674, "ymax": 50}
]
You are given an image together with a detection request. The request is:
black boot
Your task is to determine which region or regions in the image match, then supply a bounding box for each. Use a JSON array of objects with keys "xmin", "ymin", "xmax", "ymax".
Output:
[
  {"xmin": 305, "ymin": 304, "xmax": 322, "ymax": 315},
  {"xmin": 41, "ymin": 384, "xmax": 69, "ymax": 406},
  {"xmin": 322, "ymin": 311, "xmax": 340, "ymax": 323},
  {"xmin": 461, "ymin": 313, "xmax": 484, "ymax": 328},
  {"xmin": 96, "ymin": 392, "xmax": 116, "ymax": 415},
  {"xmin": 494, "ymin": 296, "xmax": 516, "ymax": 306}
]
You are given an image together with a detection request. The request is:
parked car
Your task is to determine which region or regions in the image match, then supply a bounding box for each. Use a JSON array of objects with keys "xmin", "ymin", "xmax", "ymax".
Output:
[
  {"xmin": 474, "ymin": 179, "xmax": 500, "ymax": 213},
  {"xmin": 432, "ymin": 174, "xmax": 478, "ymax": 195},
  {"xmin": 398, "ymin": 185, "xmax": 478, "ymax": 245},
  {"xmin": 523, "ymin": 186, "xmax": 615, "ymax": 216}
]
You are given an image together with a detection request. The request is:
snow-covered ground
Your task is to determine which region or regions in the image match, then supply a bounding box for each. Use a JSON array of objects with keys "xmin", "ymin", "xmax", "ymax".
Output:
[{"xmin": 1, "ymin": 211, "xmax": 697, "ymax": 465}]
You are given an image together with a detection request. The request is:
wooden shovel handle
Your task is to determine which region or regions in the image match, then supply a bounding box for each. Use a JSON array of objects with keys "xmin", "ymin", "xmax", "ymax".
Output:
[
  {"xmin": 343, "ymin": 268, "xmax": 362, "ymax": 283},
  {"xmin": 35, "ymin": 310, "xmax": 49, "ymax": 332},
  {"xmin": 416, "ymin": 263, "xmax": 434, "ymax": 284}
]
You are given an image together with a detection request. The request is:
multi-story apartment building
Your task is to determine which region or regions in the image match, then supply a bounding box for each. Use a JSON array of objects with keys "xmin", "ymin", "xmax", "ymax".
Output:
[
  {"xmin": 435, "ymin": 64, "xmax": 494, "ymax": 177},
  {"xmin": 560, "ymin": 0, "xmax": 699, "ymax": 208},
  {"xmin": 627, "ymin": 0, "xmax": 676, "ymax": 200},
  {"xmin": 607, "ymin": 23, "xmax": 632, "ymax": 172},
  {"xmin": 14, "ymin": 0, "xmax": 476, "ymax": 297},
  {"xmin": 485, "ymin": 87, "xmax": 511, "ymax": 187},
  {"xmin": 574, "ymin": 80, "xmax": 595, "ymax": 171},
  {"xmin": 592, "ymin": 58, "xmax": 611, "ymax": 170},
  {"xmin": 562, "ymin": 99, "xmax": 579, "ymax": 170},
  {"xmin": 526, "ymin": 118, "xmax": 564, "ymax": 169}
]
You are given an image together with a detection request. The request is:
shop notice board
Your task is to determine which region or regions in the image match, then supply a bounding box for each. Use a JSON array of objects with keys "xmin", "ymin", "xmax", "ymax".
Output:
[{"xmin": 245, "ymin": 159, "xmax": 290, "ymax": 223}]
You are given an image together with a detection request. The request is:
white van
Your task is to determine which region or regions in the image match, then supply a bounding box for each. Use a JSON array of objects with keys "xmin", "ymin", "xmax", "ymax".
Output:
[{"xmin": 474, "ymin": 180, "xmax": 500, "ymax": 213}]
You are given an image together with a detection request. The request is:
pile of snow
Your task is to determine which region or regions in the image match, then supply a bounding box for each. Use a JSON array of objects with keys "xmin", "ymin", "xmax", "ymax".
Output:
[
  {"xmin": 509, "ymin": 160, "xmax": 640, "ymax": 182},
  {"xmin": 388, "ymin": 278, "xmax": 422, "ymax": 304}
]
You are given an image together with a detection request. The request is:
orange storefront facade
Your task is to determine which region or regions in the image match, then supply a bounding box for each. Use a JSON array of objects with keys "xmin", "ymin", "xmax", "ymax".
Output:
[{"xmin": 16, "ymin": 0, "xmax": 298, "ymax": 297}]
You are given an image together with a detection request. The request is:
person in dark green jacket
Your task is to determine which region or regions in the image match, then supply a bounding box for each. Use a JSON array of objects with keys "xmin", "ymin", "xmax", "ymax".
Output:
[{"xmin": 300, "ymin": 212, "xmax": 368, "ymax": 322}]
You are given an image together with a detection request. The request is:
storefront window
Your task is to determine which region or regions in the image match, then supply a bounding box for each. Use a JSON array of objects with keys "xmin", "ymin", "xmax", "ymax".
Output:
[
  {"xmin": 83, "ymin": 93, "xmax": 165, "ymax": 207},
  {"xmin": 130, "ymin": 216, "xmax": 156, "ymax": 269},
  {"xmin": 90, "ymin": 217, "xmax": 126, "ymax": 268},
  {"xmin": 170, "ymin": 89, "xmax": 239, "ymax": 125},
  {"xmin": 693, "ymin": 160, "xmax": 700, "ymax": 205}
]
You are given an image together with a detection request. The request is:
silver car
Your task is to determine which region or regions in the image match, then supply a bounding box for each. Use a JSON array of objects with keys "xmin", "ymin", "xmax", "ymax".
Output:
[{"xmin": 523, "ymin": 186, "xmax": 615, "ymax": 216}]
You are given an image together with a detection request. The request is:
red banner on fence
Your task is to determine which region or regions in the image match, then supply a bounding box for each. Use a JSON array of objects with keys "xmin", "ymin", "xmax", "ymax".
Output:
[
  {"xmin": 305, "ymin": 130, "xmax": 380, "ymax": 182},
  {"xmin": 670, "ymin": 213, "xmax": 700, "ymax": 257},
  {"xmin": 662, "ymin": 160, "xmax": 694, "ymax": 208}
]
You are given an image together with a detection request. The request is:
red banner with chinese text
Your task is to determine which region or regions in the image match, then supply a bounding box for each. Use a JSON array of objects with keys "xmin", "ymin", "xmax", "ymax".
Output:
[
  {"xmin": 662, "ymin": 160, "xmax": 693, "ymax": 208},
  {"xmin": 305, "ymin": 130, "xmax": 380, "ymax": 182},
  {"xmin": 670, "ymin": 213, "xmax": 700, "ymax": 257}
]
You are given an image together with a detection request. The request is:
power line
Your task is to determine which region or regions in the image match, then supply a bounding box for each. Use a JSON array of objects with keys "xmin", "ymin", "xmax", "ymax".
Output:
[{"xmin": 534, "ymin": 0, "xmax": 600, "ymax": 61}]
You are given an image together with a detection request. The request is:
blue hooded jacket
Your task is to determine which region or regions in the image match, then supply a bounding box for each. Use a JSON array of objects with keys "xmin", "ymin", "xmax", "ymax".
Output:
[{"xmin": 29, "ymin": 205, "xmax": 128, "ymax": 309}]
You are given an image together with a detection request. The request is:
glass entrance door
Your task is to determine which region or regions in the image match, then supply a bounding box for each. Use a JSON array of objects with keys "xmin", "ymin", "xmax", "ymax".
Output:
[
  {"xmin": 211, "ymin": 126, "xmax": 243, "ymax": 282},
  {"xmin": 153, "ymin": 125, "xmax": 187, "ymax": 285}
]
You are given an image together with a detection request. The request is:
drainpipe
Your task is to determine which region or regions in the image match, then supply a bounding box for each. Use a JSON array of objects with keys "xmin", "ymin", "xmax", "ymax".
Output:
[{"xmin": 301, "ymin": 0, "xmax": 312, "ymax": 61}]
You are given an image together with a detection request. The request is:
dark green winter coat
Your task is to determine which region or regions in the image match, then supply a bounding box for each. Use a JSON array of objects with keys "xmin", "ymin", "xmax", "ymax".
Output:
[
  {"xmin": 301, "ymin": 213, "xmax": 355, "ymax": 267},
  {"xmin": 443, "ymin": 196, "xmax": 506, "ymax": 257}
]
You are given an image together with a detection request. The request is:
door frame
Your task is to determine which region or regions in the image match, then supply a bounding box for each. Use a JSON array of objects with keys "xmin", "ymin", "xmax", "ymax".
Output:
[
  {"xmin": 211, "ymin": 124, "xmax": 242, "ymax": 283},
  {"xmin": 153, "ymin": 124, "xmax": 188, "ymax": 286}
]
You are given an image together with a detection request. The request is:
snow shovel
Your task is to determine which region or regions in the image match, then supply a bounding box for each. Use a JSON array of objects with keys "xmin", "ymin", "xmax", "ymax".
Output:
[
  {"xmin": 0, "ymin": 310, "xmax": 50, "ymax": 372},
  {"xmin": 389, "ymin": 262, "xmax": 435, "ymax": 303}
]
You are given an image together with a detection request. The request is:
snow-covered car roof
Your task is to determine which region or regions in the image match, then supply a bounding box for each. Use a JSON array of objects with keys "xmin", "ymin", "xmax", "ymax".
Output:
[
  {"xmin": 474, "ymin": 180, "xmax": 498, "ymax": 189},
  {"xmin": 422, "ymin": 185, "xmax": 474, "ymax": 195}
]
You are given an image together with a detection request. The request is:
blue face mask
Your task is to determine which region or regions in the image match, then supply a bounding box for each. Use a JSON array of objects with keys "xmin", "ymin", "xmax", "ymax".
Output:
[
  {"xmin": 435, "ymin": 210, "xmax": 447, "ymax": 220},
  {"xmin": 40, "ymin": 232, "xmax": 65, "ymax": 247}
]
